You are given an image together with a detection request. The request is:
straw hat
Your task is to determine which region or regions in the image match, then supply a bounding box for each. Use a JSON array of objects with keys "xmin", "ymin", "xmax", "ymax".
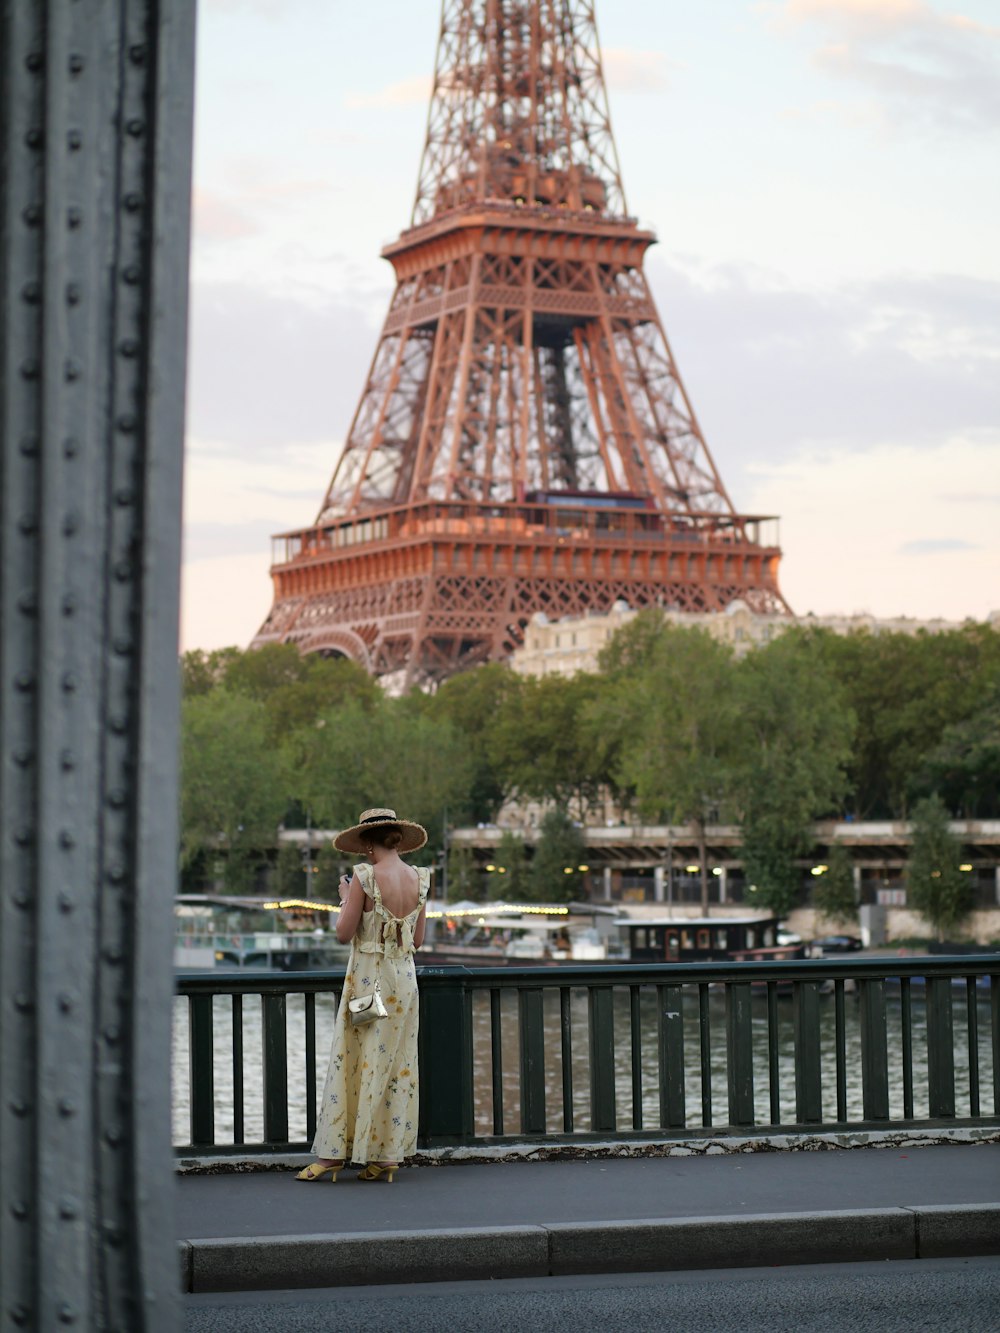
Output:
[{"xmin": 333, "ymin": 807, "xmax": 427, "ymax": 856}]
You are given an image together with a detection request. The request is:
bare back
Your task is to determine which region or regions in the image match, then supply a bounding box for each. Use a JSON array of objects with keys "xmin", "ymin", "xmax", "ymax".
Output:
[{"xmin": 367, "ymin": 855, "xmax": 420, "ymax": 919}]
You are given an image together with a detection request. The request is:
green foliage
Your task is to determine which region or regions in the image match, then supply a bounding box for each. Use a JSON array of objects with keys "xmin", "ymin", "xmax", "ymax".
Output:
[
  {"xmin": 914, "ymin": 687, "xmax": 1000, "ymax": 818},
  {"xmin": 734, "ymin": 630, "xmax": 855, "ymax": 919},
  {"xmin": 906, "ymin": 794, "xmax": 971, "ymax": 942},
  {"xmin": 812, "ymin": 843, "xmax": 858, "ymax": 926},
  {"xmin": 273, "ymin": 842, "xmax": 307, "ymax": 897},
  {"xmin": 446, "ymin": 842, "xmax": 481, "ymax": 902},
  {"xmin": 431, "ymin": 664, "xmax": 523, "ymax": 821},
  {"xmin": 528, "ymin": 809, "xmax": 586, "ymax": 902},
  {"xmin": 180, "ymin": 646, "xmax": 242, "ymax": 697},
  {"xmin": 494, "ymin": 829, "xmax": 530, "ymax": 900},
  {"xmin": 313, "ymin": 842, "xmax": 343, "ymax": 899},
  {"xmin": 180, "ymin": 690, "xmax": 290, "ymax": 873}
]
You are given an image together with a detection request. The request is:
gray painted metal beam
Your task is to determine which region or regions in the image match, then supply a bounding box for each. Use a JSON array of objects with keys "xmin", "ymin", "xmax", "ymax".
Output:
[{"xmin": 1, "ymin": 3, "xmax": 196, "ymax": 1328}]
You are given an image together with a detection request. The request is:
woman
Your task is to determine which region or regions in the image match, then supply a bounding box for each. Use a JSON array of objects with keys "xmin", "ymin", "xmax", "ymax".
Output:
[{"xmin": 296, "ymin": 807, "xmax": 429, "ymax": 1184}]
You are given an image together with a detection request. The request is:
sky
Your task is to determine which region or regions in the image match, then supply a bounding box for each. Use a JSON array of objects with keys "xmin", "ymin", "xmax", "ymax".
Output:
[{"xmin": 181, "ymin": 0, "xmax": 1000, "ymax": 651}]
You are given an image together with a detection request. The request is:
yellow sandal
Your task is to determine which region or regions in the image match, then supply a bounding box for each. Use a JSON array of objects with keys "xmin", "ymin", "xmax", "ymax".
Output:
[
  {"xmin": 357, "ymin": 1162, "xmax": 396, "ymax": 1184},
  {"xmin": 295, "ymin": 1159, "xmax": 344, "ymax": 1182}
]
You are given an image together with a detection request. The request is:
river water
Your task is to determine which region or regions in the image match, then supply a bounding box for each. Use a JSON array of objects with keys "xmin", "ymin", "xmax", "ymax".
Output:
[{"xmin": 172, "ymin": 982, "xmax": 995, "ymax": 1147}]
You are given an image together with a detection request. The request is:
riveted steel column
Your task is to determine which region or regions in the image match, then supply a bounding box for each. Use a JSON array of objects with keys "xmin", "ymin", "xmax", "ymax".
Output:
[{"xmin": 0, "ymin": 3, "xmax": 195, "ymax": 1330}]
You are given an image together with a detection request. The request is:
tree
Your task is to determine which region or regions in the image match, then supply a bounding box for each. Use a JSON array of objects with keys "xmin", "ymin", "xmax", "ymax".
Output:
[
  {"xmin": 180, "ymin": 690, "xmax": 291, "ymax": 880},
  {"xmin": 528, "ymin": 809, "xmax": 586, "ymax": 902},
  {"xmin": 906, "ymin": 795, "xmax": 971, "ymax": 943},
  {"xmin": 734, "ymin": 630, "xmax": 855, "ymax": 920},
  {"xmin": 313, "ymin": 842, "xmax": 343, "ymax": 899},
  {"xmin": 606, "ymin": 625, "xmax": 741, "ymax": 911},
  {"xmin": 494, "ymin": 829, "xmax": 530, "ymax": 900},
  {"xmin": 273, "ymin": 842, "xmax": 307, "ymax": 898},
  {"xmin": 812, "ymin": 843, "xmax": 858, "ymax": 927},
  {"xmin": 431, "ymin": 663, "xmax": 524, "ymax": 821},
  {"xmin": 913, "ymin": 690, "xmax": 1000, "ymax": 819},
  {"xmin": 446, "ymin": 842, "xmax": 481, "ymax": 902},
  {"xmin": 180, "ymin": 646, "xmax": 242, "ymax": 697}
]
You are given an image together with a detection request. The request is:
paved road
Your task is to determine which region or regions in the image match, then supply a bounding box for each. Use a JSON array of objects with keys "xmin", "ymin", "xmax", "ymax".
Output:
[{"xmin": 185, "ymin": 1257, "xmax": 1000, "ymax": 1332}]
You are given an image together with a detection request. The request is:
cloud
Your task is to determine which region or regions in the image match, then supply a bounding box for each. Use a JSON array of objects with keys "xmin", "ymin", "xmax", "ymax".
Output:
[
  {"xmin": 744, "ymin": 434, "xmax": 1000, "ymax": 620},
  {"xmin": 345, "ymin": 76, "xmax": 432, "ymax": 110},
  {"xmin": 191, "ymin": 187, "xmax": 258, "ymax": 242},
  {"xmin": 766, "ymin": 0, "xmax": 1000, "ymax": 132},
  {"xmin": 186, "ymin": 280, "xmax": 383, "ymax": 450},
  {"xmin": 601, "ymin": 48, "xmax": 673, "ymax": 93},
  {"xmin": 646, "ymin": 257, "xmax": 1000, "ymax": 495},
  {"xmin": 899, "ymin": 537, "xmax": 979, "ymax": 553}
]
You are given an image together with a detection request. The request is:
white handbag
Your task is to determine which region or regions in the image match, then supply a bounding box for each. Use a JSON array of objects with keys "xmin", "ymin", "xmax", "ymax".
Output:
[{"xmin": 348, "ymin": 983, "xmax": 387, "ymax": 1026}]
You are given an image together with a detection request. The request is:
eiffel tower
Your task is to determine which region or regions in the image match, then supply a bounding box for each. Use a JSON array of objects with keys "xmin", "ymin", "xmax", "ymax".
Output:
[{"xmin": 253, "ymin": 0, "xmax": 790, "ymax": 684}]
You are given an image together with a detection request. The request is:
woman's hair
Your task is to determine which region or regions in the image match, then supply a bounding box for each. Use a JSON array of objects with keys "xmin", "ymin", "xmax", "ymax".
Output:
[{"xmin": 369, "ymin": 824, "xmax": 403, "ymax": 851}]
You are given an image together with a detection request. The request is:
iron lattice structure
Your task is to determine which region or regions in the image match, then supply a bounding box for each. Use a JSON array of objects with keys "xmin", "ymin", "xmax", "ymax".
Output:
[{"xmin": 254, "ymin": 0, "xmax": 790, "ymax": 684}]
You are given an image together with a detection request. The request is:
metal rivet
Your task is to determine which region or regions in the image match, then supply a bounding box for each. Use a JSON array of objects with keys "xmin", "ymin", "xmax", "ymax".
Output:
[
  {"xmin": 58, "ymin": 993, "xmax": 74, "ymax": 1013},
  {"xmin": 17, "ymin": 514, "xmax": 37, "ymax": 535},
  {"xmin": 122, "ymin": 265, "xmax": 140, "ymax": 285},
  {"xmin": 103, "ymin": 1025, "xmax": 120, "ymax": 1044},
  {"xmin": 14, "ymin": 993, "xmax": 34, "ymax": 1013},
  {"xmin": 25, "ymin": 52, "xmax": 43, "ymax": 72},
  {"xmin": 62, "ymin": 594, "xmax": 77, "ymax": 617},
  {"xmin": 60, "ymin": 748, "xmax": 76, "ymax": 771},
  {"xmin": 59, "ymin": 1199, "xmax": 79, "ymax": 1220},
  {"xmin": 105, "ymin": 1126, "xmax": 123, "ymax": 1146},
  {"xmin": 58, "ymin": 893, "xmax": 75, "ymax": 914},
  {"xmin": 114, "ymin": 560, "xmax": 132, "ymax": 582},
  {"xmin": 68, "ymin": 53, "xmax": 84, "ymax": 74},
  {"xmin": 22, "ymin": 281, "xmax": 41, "ymax": 304},
  {"xmin": 10, "ymin": 1201, "xmax": 28, "ymax": 1220},
  {"xmin": 20, "ymin": 359, "xmax": 39, "ymax": 380},
  {"xmin": 67, "ymin": 130, "xmax": 82, "ymax": 151},
  {"xmin": 14, "ymin": 673, "xmax": 35, "ymax": 693},
  {"xmin": 17, "ymin": 592, "xmax": 37, "ymax": 616},
  {"xmin": 19, "ymin": 435, "xmax": 39, "ymax": 456},
  {"xmin": 22, "ymin": 205, "xmax": 42, "ymax": 227},
  {"xmin": 58, "ymin": 1098, "xmax": 77, "ymax": 1117},
  {"xmin": 9, "ymin": 1099, "xmax": 30, "ymax": 1117},
  {"xmin": 11, "ymin": 891, "xmax": 32, "ymax": 909},
  {"xmin": 14, "ymin": 826, "xmax": 34, "ymax": 846},
  {"xmin": 103, "ymin": 947, "xmax": 124, "ymax": 965},
  {"xmin": 63, "ymin": 436, "xmax": 79, "ymax": 457},
  {"xmin": 62, "ymin": 672, "xmax": 78, "ymax": 693},
  {"xmin": 129, "ymin": 44, "xmax": 147, "ymax": 65},
  {"xmin": 108, "ymin": 715, "xmax": 128, "ymax": 735},
  {"xmin": 12, "ymin": 749, "xmax": 34, "ymax": 768},
  {"xmin": 67, "ymin": 206, "xmax": 82, "ymax": 229},
  {"xmin": 58, "ymin": 830, "xmax": 75, "ymax": 850},
  {"xmin": 115, "ymin": 489, "xmax": 134, "ymax": 507},
  {"xmin": 125, "ymin": 119, "xmax": 144, "ymax": 138},
  {"xmin": 104, "ymin": 1224, "xmax": 125, "ymax": 1246},
  {"xmin": 122, "ymin": 193, "xmax": 142, "ymax": 214},
  {"xmin": 107, "ymin": 864, "xmax": 126, "ymax": 884},
  {"xmin": 108, "ymin": 789, "xmax": 127, "ymax": 809},
  {"xmin": 64, "ymin": 359, "xmax": 81, "ymax": 382},
  {"xmin": 63, "ymin": 511, "xmax": 80, "ymax": 537},
  {"xmin": 57, "ymin": 1303, "xmax": 77, "ymax": 1324},
  {"xmin": 116, "ymin": 414, "xmax": 137, "ymax": 433},
  {"xmin": 25, "ymin": 128, "xmax": 43, "ymax": 149},
  {"xmin": 10, "ymin": 1304, "xmax": 30, "ymax": 1326},
  {"xmin": 66, "ymin": 283, "xmax": 81, "ymax": 306},
  {"xmin": 118, "ymin": 339, "xmax": 139, "ymax": 358},
  {"xmin": 113, "ymin": 638, "xmax": 131, "ymax": 657}
]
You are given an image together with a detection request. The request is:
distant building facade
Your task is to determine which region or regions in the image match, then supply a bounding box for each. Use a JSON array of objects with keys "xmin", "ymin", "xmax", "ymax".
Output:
[{"xmin": 510, "ymin": 601, "xmax": 998, "ymax": 677}]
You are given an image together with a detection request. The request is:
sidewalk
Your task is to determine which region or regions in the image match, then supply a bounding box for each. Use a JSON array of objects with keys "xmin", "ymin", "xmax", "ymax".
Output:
[{"xmin": 177, "ymin": 1143, "xmax": 1000, "ymax": 1293}]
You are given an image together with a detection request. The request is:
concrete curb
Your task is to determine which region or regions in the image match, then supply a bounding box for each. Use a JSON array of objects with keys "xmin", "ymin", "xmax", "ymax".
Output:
[{"xmin": 178, "ymin": 1203, "xmax": 1000, "ymax": 1293}]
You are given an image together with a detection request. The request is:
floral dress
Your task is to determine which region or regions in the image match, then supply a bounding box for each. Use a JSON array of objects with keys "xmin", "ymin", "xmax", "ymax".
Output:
[{"xmin": 312, "ymin": 861, "xmax": 429, "ymax": 1165}]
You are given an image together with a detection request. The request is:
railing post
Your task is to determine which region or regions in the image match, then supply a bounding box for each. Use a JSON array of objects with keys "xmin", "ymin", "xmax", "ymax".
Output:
[
  {"xmin": 261, "ymin": 993, "xmax": 288, "ymax": 1145},
  {"xmin": 519, "ymin": 987, "xmax": 547, "ymax": 1134},
  {"xmin": 588, "ymin": 985, "xmax": 616, "ymax": 1133},
  {"xmin": 859, "ymin": 978, "xmax": 889, "ymax": 1121},
  {"xmin": 418, "ymin": 977, "xmax": 474, "ymax": 1143},
  {"xmin": 188, "ymin": 995, "xmax": 215, "ymax": 1148},
  {"xmin": 926, "ymin": 976, "xmax": 956, "ymax": 1119},
  {"xmin": 794, "ymin": 981, "xmax": 823, "ymax": 1123},
  {"xmin": 658, "ymin": 983, "xmax": 686, "ymax": 1129},
  {"xmin": 726, "ymin": 982, "xmax": 755, "ymax": 1127}
]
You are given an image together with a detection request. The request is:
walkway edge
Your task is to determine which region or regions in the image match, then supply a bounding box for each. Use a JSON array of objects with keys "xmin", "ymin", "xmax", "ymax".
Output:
[{"xmin": 179, "ymin": 1203, "xmax": 1000, "ymax": 1293}]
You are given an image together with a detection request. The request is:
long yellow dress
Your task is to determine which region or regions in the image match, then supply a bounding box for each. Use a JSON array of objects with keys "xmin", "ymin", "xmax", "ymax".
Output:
[{"xmin": 312, "ymin": 861, "xmax": 429, "ymax": 1165}]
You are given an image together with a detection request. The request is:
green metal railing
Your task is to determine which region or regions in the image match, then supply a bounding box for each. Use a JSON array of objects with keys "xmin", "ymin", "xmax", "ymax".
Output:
[{"xmin": 174, "ymin": 957, "xmax": 1000, "ymax": 1155}]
